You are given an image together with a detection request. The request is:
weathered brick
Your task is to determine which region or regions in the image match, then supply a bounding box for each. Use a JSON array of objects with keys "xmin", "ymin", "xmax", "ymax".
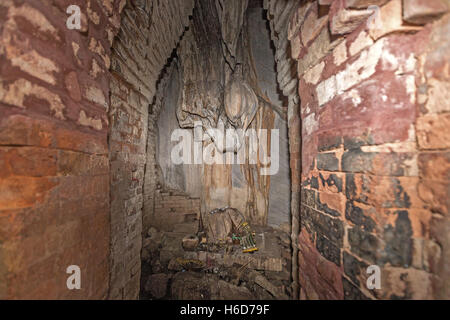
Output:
[
  {"xmin": 345, "ymin": 0, "xmax": 389, "ymax": 8},
  {"xmin": 317, "ymin": 191, "xmax": 345, "ymax": 217},
  {"xmin": 58, "ymin": 151, "xmax": 108, "ymax": 176},
  {"xmin": 0, "ymin": 147, "xmax": 57, "ymax": 178},
  {"xmin": 316, "ymin": 233, "xmax": 341, "ymax": 266},
  {"xmin": 403, "ymin": 0, "xmax": 449, "ymax": 25},
  {"xmin": 346, "ymin": 174, "xmax": 418, "ymax": 208},
  {"xmin": 343, "ymin": 251, "xmax": 369, "ymax": 286},
  {"xmin": 418, "ymin": 179, "xmax": 448, "ymax": 215},
  {"xmin": 369, "ymin": 0, "xmax": 422, "ymax": 40},
  {"xmin": 313, "ymin": 209, "xmax": 345, "ymax": 245},
  {"xmin": 301, "ymin": 187, "xmax": 316, "ymax": 208},
  {"xmin": 342, "ymin": 149, "xmax": 374, "ymax": 173},
  {"xmin": 343, "ymin": 134, "xmax": 374, "ymax": 150},
  {"xmin": 300, "ymin": 205, "xmax": 315, "ymax": 234},
  {"xmin": 318, "ymin": 172, "xmax": 344, "ymax": 193},
  {"xmin": 330, "ymin": 6, "xmax": 372, "ymax": 35},
  {"xmin": 417, "ymin": 113, "xmax": 450, "ymax": 150},
  {"xmin": 348, "ymin": 226, "xmax": 380, "ymax": 263},
  {"xmin": 345, "ymin": 200, "xmax": 376, "ymax": 232},
  {"xmin": 318, "ymin": 133, "xmax": 342, "ymax": 151},
  {"xmin": 342, "ymin": 277, "xmax": 370, "ymax": 300},
  {"xmin": 316, "ymin": 152, "xmax": 339, "ymax": 171},
  {"xmin": 379, "ymin": 210, "xmax": 413, "ymax": 267},
  {"xmin": 301, "ymin": 4, "xmax": 329, "ymax": 47},
  {"xmin": 418, "ymin": 152, "xmax": 450, "ymax": 181},
  {"xmin": 0, "ymin": 176, "xmax": 57, "ymax": 210}
]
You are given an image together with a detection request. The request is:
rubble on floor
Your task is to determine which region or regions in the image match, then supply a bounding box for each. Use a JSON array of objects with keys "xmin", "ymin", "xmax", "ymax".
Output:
[{"xmin": 140, "ymin": 205, "xmax": 292, "ymax": 300}]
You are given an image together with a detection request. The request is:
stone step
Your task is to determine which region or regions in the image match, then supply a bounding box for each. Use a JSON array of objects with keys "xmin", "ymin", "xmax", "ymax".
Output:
[
  {"xmin": 150, "ymin": 212, "xmax": 198, "ymax": 231},
  {"xmin": 185, "ymin": 250, "xmax": 284, "ymax": 272},
  {"xmin": 173, "ymin": 221, "xmax": 199, "ymax": 234}
]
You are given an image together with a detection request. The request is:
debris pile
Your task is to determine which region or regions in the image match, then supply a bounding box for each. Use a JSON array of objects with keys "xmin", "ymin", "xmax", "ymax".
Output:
[{"xmin": 140, "ymin": 206, "xmax": 292, "ymax": 300}]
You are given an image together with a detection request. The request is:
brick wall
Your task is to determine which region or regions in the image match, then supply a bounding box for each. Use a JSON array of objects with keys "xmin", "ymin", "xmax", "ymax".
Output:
[
  {"xmin": 287, "ymin": 0, "xmax": 450, "ymax": 299},
  {"xmin": 263, "ymin": 0, "xmax": 302, "ymax": 298},
  {"xmin": 0, "ymin": 0, "xmax": 193, "ymax": 299},
  {"xmin": 149, "ymin": 188, "xmax": 201, "ymax": 231},
  {"xmin": 1, "ymin": 0, "xmax": 449, "ymax": 300},
  {"xmin": 108, "ymin": 0, "xmax": 194, "ymax": 299},
  {"xmin": 0, "ymin": 0, "xmax": 125, "ymax": 299}
]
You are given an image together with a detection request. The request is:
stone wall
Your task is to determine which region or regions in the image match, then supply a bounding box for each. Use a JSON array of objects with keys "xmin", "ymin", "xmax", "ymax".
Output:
[{"xmin": 287, "ymin": 0, "xmax": 450, "ymax": 299}]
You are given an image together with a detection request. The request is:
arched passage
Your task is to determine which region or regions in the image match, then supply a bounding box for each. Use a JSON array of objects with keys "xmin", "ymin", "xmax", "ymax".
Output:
[
  {"xmin": 0, "ymin": 0, "xmax": 449, "ymax": 300},
  {"xmin": 108, "ymin": 0, "xmax": 194, "ymax": 299}
]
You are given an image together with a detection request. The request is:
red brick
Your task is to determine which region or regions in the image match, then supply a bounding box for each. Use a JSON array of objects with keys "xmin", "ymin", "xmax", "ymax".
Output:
[
  {"xmin": 0, "ymin": 113, "xmax": 108, "ymax": 154},
  {"xmin": 418, "ymin": 179, "xmax": 449, "ymax": 215},
  {"xmin": 0, "ymin": 113, "xmax": 54, "ymax": 148},
  {"xmin": 58, "ymin": 150, "xmax": 108, "ymax": 176},
  {"xmin": 347, "ymin": 174, "xmax": 423, "ymax": 209},
  {"xmin": 65, "ymin": 71, "xmax": 82, "ymax": 102},
  {"xmin": 318, "ymin": 191, "xmax": 346, "ymax": 216},
  {"xmin": 0, "ymin": 147, "xmax": 57, "ymax": 178},
  {"xmin": 0, "ymin": 176, "xmax": 58, "ymax": 210},
  {"xmin": 419, "ymin": 152, "xmax": 450, "ymax": 181},
  {"xmin": 403, "ymin": 0, "xmax": 449, "ymax": 25},
  {"xmin": 56, "ymin": 126, "xmax": 108, "ymax": 154},
  {"xmin": 417, "ymin": 114, "xmax": 450, "ymax": 150}
]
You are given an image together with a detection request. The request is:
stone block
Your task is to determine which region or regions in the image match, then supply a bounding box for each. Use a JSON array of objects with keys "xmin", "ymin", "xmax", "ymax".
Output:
[
  {"xmin": 369, "ymin": 0, "xmax": 422, "ymax": 40},
  {"xmin": 288, "ymin": 1, "xmax": 313, "ymax": 40},
  {"xmin": 182, "ymin": 234, "xmax": 199, "ymax": 251},
  {"xmin": 144, "ymin": 273, "xmax": 169, "ymax": 299},
  {"xmin": 331, "ymin": 6, "xmax": 372, "ymax": 35},
  {"xmin": 424, "ymin": 78, "xmax": 450, "ymax": 113}
]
